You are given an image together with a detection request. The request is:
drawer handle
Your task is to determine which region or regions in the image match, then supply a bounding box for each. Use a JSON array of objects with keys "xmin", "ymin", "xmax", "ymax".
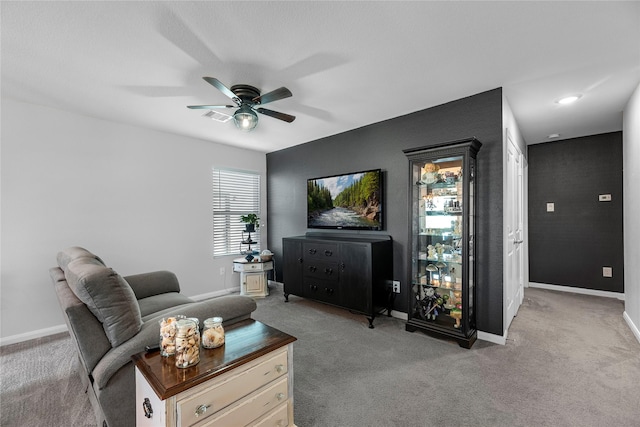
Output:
[
  {"xmin": 276, "ymin": 392, "xmax": 286, "ymax": 401},
  {"xmin": 324, "ymin": 268, "xmax": 333, "ymax": 275},
  {"xmin": 308, "ymin": 248, "xmax": 317, "ymax": 255},
  {"xmin": 275, "ymin": 364, "xmax": 285, "ymax": 373},
  {"xmin": 195, "ymin": 404, "xmax": 211, "ymax": 417},
  {"xmin": 324, "ymin": 250, "xmax": 333, "ymax": 256},
  {"xmin": 325, "ymin": 287, "xmax": 334, "ymax": 295},
  {"xmin": 142, "ymin": 398, "xmax": 153, "ymax": 419},
  {"xmin": 298, "ymin": 257, "xmax": 303, "ymax": 263},
  {"xmin": 308, "ymin": 266, "xmax": 317, "ymax": 272}
]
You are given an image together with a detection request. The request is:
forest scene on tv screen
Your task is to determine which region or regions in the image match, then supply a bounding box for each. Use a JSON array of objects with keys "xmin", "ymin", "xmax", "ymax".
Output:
[{"xmin": 307, "ymin": 170, "xmax": 382, "ymax": 229}]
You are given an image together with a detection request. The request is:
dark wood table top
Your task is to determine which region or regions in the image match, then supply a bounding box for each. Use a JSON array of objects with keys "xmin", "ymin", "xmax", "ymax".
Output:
[{"xmin": 132, "ymin": 319, "xmax": 297, "ymax": 400}]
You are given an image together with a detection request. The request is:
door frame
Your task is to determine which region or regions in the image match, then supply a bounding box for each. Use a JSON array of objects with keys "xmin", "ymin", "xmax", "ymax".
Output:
[{"xmin": 504, "ymin": 128, "xmax": 527, "ymax": 335}]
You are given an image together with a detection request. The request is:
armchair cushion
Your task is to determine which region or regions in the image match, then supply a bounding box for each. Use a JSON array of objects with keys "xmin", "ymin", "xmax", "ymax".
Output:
[
  {"xmin": 57, "ymin": 246, "xmax": 105, "ymax": 271},
  {"xmin": 64, "ymin": 257, "xmax": 143, "ymax": 347}
]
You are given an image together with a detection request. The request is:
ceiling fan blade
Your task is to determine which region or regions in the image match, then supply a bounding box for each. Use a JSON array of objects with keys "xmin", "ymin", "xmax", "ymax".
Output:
[
  {"xmin": 203, "ymin": 77, "xmax": 241, "ymax": 105},
  {"xmin": 253, "ymin": 87, "xmax": 292, "ymax": 105},
  {"xmin": 256, "ymin": 108, "xmax": 296, "ymax": 123},
  {"xmin": 187, "ymin": 105, "xmax": 235, "ymax": 109}
]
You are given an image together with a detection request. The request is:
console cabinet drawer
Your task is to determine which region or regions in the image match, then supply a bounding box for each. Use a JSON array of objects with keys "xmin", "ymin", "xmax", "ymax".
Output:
[
  {"xmin": 303, "ymin": 259, "xmax": 340, "ymax": 282},
  {"xmin": 177, "ymin": 349, "xmax": 288, "ymax": 426},
  {"xmin": 303, "ymin": 242, "xmax": 338, "ymax": 259}
]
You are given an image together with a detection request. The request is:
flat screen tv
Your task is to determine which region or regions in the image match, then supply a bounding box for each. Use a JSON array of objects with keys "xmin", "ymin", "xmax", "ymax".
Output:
[{"xmin": 307, "ymin": 169, "xmax": 383, "ymax": 230}]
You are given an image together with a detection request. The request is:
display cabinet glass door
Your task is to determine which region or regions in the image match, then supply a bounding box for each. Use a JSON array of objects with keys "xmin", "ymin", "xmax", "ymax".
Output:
[{"xmin": 404, "ymin": 138, "xmax": 480, "ymax": 348}]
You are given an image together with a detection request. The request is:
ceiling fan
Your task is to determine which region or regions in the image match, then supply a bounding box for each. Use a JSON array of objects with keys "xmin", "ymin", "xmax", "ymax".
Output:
[{"xmin": 187, "ymin": 77, "xmax": 296, "ymax": 132}]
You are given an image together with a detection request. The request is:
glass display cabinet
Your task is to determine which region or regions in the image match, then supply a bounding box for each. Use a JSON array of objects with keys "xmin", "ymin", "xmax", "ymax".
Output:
[{"xmin": 403, "ymin": 138, "xmax": 481, "ymax": 348}]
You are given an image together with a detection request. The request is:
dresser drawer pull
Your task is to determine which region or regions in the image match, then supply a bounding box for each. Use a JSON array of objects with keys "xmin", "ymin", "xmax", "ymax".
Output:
[
  {"xmin": 308, "ymin": 248, "xmax": 317, "ymax": 255},
  {"xmin": 324, "ymin": 250, "xmax": 333, "ymax": 256},
  {"xmin": 276, "ymin": 392, "xmax": 286, "ymax": 401},
  {"xmin": 275, "ymin": 364, "xmax": 285, "ymax": 373},
  {"xmin": 324, "ymin": 268, "xmax": 333, "ymax": 275},
  {"xmin": 142, "ymin": 398, "xmax": 153, "ymax": 419},
  {"xmin": 194, "ymin": 404, "xmax": 211, "ymax": 417},
  {"xmin": 308, "ymin": 266, "xmax": 317, "ymax": 272}
]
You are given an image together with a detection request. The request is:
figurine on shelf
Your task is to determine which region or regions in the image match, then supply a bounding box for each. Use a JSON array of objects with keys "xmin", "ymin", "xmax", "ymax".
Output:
[
  {"xmin": 435, "ymin": 243, "xmax": 444, "ymax": 260},
  {"xmin": 450, "ymin": 307, "xmax": 462, "ymax": 328},
  {"xmin": 427, "ymin": 245, "xmax": 436, "ymax": 259},
  {"xmin": 421, "ymin": 163, "xmax": 440, "ymax": 184},
  {"xmin": 449, "ymin": 291, "xmax": 463, "ymax": 327},
  {"xmin": 418, "ymin": 286, "xmax": 443, "ymax": 321}
]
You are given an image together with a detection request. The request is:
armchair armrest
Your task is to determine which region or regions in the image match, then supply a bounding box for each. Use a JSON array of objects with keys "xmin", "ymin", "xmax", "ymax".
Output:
[{"xmin": 124, "ymin": 271, "xmax": 180, "ymax": 300}]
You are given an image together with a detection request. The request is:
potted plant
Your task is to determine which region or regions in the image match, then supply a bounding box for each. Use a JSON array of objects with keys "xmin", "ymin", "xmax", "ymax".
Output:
[{"xmin": 240, "ymin": 213, "xmax": 260, "ymax": 232}]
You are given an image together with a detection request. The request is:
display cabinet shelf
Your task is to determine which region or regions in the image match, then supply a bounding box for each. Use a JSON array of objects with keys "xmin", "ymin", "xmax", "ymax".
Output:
[{"xmin": 403, "ymin": 137, "xmax": 481, "ymax": 348}]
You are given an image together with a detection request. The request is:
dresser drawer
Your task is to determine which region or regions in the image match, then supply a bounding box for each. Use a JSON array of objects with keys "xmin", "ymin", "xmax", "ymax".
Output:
[
  {"xmin": 304, "ymin": 279, "xmax": 341, "ymax": 304},
  {"xmin": 196, "ymin": 376, "xmax": 289, "ymax": 427},
  {"xmin": 303, "ymin": 242, "xmax": 338, "ymax": 259},
  {"xmin": 303, "ymin": 259, "xmax": 340, "ymax": 282},
  {"xmin": 177, "ymin": 349, "xmax": 288, "ymax": 427},
  {"xmin": 252, "ymin": 400, "xmax": 290, "ymax": 427}
]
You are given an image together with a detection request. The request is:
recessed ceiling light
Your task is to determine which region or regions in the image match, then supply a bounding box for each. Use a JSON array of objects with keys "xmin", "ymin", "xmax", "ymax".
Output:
[
  {"xmin": 548, "ymin": 133, "xmax": 560, "ymax": 139},
  {"xmin": 555, "ymin": 95, "xmax": 582, "ymax": 105}
]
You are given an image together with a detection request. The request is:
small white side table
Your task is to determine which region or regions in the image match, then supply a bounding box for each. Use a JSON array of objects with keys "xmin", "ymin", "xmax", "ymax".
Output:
[{"xmin": 233, "ymin": 258, "xmax": 274, "ymax": 298}]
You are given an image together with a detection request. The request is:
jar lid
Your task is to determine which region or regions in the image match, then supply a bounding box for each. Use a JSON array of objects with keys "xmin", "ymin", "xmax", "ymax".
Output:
[
  {"xmin": 175, "ymin": 318, "xmax": 197, "ymax": 333},
  {"xmin": 204, "ymin": 316, "xmax": 223, "ymax": 325}
]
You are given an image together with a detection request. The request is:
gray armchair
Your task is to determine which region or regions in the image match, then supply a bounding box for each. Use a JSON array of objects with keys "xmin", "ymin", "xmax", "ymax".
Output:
[{"xmin": 50, "ymin": 247, "xmax": 257, "ymax": 427}]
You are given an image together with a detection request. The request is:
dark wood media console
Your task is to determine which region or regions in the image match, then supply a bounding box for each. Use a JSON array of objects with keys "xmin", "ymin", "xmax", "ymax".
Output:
[{"xmin": 282, "ymin": 233, "xmax": 393, "ymax": 328}]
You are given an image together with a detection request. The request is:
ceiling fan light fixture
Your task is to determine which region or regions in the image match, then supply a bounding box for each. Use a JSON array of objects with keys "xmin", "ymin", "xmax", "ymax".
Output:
[{"xmin": 233, "ymin": 105, "xmax": 259, "ymax": 131}]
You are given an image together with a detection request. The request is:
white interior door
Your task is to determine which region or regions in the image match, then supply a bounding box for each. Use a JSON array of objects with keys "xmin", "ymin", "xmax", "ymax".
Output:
[{"xmin": 505, "ymin": 131, "xmax": 525, "ymax": 330}]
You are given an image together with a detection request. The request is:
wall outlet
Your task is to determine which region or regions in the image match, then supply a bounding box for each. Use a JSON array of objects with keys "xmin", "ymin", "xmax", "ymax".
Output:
[
  {"xmin": 546, "ymin": 202, "xmax": 555, "ymax": 212},
  {"xmin": 392, "ymin": 280, "xmax": 401, "ymax": 293},
  {"xmin": 599, "ymin": 194, "xmax": 612, "ymax": 202},
  {"xmin": 602, "ymin": 267, "xmax": 612, "ymax": 278},
  {"xmin": 219, "ymin": 267, "xmax": 226, "ymax": 276}
]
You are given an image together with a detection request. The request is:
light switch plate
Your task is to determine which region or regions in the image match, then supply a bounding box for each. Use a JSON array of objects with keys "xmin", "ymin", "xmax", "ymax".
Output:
[
  {"xmin": 546, "ymin": 202, "xmax": 555, "ymax": 212},
  {"xmin": 599, "ymin": 194, "xmax": 612, "ymax": 202},
  {"xmin": 603, "ymin": 267, "xmax": 613, "ymax": 278}
]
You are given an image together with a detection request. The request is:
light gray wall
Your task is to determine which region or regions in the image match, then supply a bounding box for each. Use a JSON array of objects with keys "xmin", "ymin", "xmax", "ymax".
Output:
[
  {"xmin": 623, "ymin": 83, "xmax": 640, "ymax": 342},
  {"xmin": 0, "ymin": 98, "xmax": 267, "ymax": 342},
  {"xmin": 267, "ymin": 88, "xmax": 505, "ymax": 335}
]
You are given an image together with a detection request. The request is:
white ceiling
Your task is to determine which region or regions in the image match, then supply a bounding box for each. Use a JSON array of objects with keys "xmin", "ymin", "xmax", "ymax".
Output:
[{"xmin": 2, "ymin": 1, "xmax": 639, "ymax": 153}]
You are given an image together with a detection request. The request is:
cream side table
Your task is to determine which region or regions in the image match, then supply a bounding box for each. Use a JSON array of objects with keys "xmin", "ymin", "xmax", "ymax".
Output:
[
  {"xmin": 233, "ymin": 258, "xmax": 274, "ymax": 298},
  {"xmin": 133, "ymin": 319, "xmax": 296, "ymax": 427}
]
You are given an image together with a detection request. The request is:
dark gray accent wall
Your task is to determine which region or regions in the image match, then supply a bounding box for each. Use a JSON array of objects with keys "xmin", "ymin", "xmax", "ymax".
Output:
[
  {"xmin": 267, "ymin": 88, "xmax": 504, "ymax": 335},
  {"xmin": 528, "ymin": 132, "xmax": 624, "ymax": 292}
]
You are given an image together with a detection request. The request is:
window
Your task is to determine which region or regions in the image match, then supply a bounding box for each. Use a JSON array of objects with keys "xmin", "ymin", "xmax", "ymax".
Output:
[{"xmin": 212, "ymin": 168, "xmax": 260, "ymax": 257}]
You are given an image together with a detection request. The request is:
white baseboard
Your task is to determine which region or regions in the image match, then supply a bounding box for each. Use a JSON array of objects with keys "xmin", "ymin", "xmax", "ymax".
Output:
[
  {"xmin": 0, "ymin": 288, "xmax": 242, "ymax": 347},
  {"xmin": 191, "ymin": 286, "xmax": 240, "ymax": 301},
  {"xmin": 477, "ymin": 330, "xmax": 506, "ymax": 345},
  {"xmin": 0, "ymin": 324, "xmax": 68, "ymax": 347},
  {"xmin": 623, "ymin": 311, "xmax": 640, "ymax": 344},
  {"xmin": 389, "ymin": 310, "xmax": 408, "ymax": 321},
  {"xmin": 528, "ymin": 282, "xmax": 625, "ymax": 300}
]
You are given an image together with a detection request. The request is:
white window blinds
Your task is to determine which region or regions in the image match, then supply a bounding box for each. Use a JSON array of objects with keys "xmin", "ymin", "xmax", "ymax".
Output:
[{"xmin": 212, "ymin": 168, "xmax": 260, "ymax": 257}]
